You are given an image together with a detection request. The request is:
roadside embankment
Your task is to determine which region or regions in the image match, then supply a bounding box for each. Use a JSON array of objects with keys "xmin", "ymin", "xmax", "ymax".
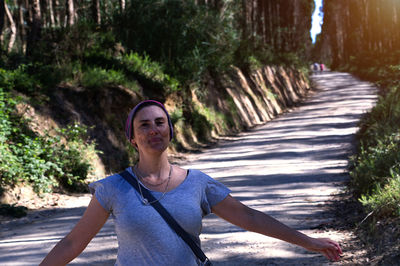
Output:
[{"xmin": 1, "ymin": 66, "xmax": 311, "ymax": 209}]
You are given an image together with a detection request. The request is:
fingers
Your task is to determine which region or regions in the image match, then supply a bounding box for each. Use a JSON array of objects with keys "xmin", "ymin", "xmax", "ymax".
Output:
[
  {"xmin": 311, "ymin": 238, "xmax": 342, "ymax": 261},
  {"xmin": 325, "ymin": 240, "xmax": 342, "ymax": 261}
]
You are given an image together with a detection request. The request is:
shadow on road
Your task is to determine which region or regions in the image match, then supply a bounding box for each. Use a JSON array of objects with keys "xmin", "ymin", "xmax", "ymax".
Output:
[{"xmin": 0, "ymin": 72, "xmax": 377, "ymax": 265}]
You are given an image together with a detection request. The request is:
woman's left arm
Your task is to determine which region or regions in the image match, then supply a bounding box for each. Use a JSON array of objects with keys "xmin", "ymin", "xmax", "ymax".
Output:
[{"xmin": 211, "ymin": 195, "xmax": 342, "ymax": 261}]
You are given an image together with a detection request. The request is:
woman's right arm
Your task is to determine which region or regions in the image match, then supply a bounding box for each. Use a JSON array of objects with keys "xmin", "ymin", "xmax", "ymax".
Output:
[{"xmin": 40, "ymin": 195, "xmax": 110, "ymax": 266}]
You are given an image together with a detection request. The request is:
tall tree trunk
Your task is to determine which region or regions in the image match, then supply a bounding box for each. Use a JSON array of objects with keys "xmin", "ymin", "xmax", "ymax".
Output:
[
  {"xmin": 40, "ymin": 0, "xmax": 47, "ymax": 27},
  {"xmin": 119, "ymin": 0, "xmax": 125, "ymax": 13},
  {"xmin": 18, "ymin": 0, "xmax": 26, "ymax": 53},
  {"xmin": 4, "ymin": 0, "xmax": 17, "ymax": 52},
  {"xmin": 92, "ymin": 0, "xmax": 100, "ymax": 25},
  {"xmin": 250, "ymin": 0, "xmax": 255, "ymax": 42},
  {"xmin": 0, "ymin": 0, "xmax": 5, "ymax": 44},
  {"xmin": 48, "ymin": 0, "xmax": 55, "ymax": 27},
  {"xmin": 256, "ymin": 0, "xmax": 264, "ymax": 44},
  {"xmin": 54, "ymin": 0, "xmax": 61, "ymax": 27},
  {"xmin": 66, "ymin": 0, "xmax": 74, "ymax": 26},
  {"xmin": 26, "ymin": 0, "xmax": 41, "ymax": 57},
  {"xmin": 25, "ymin": 0, "xmax": 32, "ymax": 24}
]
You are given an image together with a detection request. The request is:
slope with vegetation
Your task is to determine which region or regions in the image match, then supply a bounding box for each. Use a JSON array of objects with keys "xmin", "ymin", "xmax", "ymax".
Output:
[
  {"xmin": 0, "ymin": 1, "xmax": 315, "ymax": 211},
  {"xmin": 316, "ymin": 0, "xmax": 400, "ymax": 262}
]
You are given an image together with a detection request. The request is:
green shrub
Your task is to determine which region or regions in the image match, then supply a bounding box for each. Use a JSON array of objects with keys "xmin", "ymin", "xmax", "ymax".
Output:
[
  {"xmin": 0, "ymin": 64, "xmax": 65, "ymax": 94},
  {"xmin": 120, "ymin": 52, "xmax": 180, "ymax": 92},
  {"xmin": 81, "ymin": 67, "xmax": 116, "ymax": 88},
  {"xmin": 115, "ymin": 0, "xmax": 239, "ymax": 83},
  {"xmin": 357, "ymin": 87, "xmax": 400, "ymax": 147},
  {"xmin": 48, "ymin": 124, "xmax": 98, "ymax": 192},
  {"xmin": 0, "ymin": 66, "xmax": 37, "ymax": 93},
  {"xmin": 0, "ymin": 88, "xmax": 97, "ymax": 193},
  {"xmin": 360, "ymin": 171, "xmax": 400, "ymax": 218},
  {"xmin": 191, "ymin": 109, "xmax": 212, "ymax": 142},
  {"xmin": 350, "ymin": 132, "xmax": 400, "ymax": 196},
  {"xmin": 348, "ymin": 54, "xmax": 400, "ymax": 223},
  {"xmin": 80, "ymin": 66, "xmax": 139, "ymax": 91},
  {"xmin": 170, "ymin": 107, "xmax": 184, "ymax": 125}
]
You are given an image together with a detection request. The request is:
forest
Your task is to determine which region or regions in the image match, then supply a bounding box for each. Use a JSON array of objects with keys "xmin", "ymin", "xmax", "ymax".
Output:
[
  {"xmin": 1, "ymin": 0, "xmax": 399, "ymax": 262},
  {"xmin": 0, "ymin": 0, "xmax": 315, "ymax": 192}
]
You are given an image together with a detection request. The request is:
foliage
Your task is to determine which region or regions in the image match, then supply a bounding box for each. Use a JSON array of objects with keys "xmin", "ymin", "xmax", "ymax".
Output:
[
  {"xmin": 357, "ymin": 87, "xmax": 400, "ymax": 147},
  {"xmin": 170, "ymin": 107, "xmax": 184, "ymax": 125},
  {"xmin": 32, "ymin": 23, "xmax": 180, "ymax": 93},
  {"xmin": 49, "ymin": 124, "xmax": 98, "ymax": 192},
  {"xmin": 120, "ymin": 52, "xmax": 180, "ymax": 92},
  {"xmin": 0, "ymin": 87, "xmax": 97, "ymax": 193},
  {"xmin": 78, "ymin": 66, "xmax": 138, "ymax": 91},
  {"xmin": 0, "ymin": 0, "xmax": 314, "ymax": 197},
  {"xmin": 350, "ymin": 133, "xmax": 400, "ymax": 196},
  {"xmin": 114, "ymin": 0, "xmax": 240, "ymax": 84},
  {"xmin": 0, "ymin": 63, "xmax": 65, "ymax": 94},
  {"xmin": 348, "ymin": 55, "xmax": 400, "ymax": 222},
  {"xmin": 191, "ymin": 110, "xmax": 212, "ymax": 142},
  {"xmin": 360, "ymin": 172, "xmax": 400, "ymax": 218}
]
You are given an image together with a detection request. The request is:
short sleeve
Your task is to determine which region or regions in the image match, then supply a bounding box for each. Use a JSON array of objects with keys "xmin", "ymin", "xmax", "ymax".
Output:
[
  {"xmin": 201, "ymin": 174, "xmax": 231, "ymax": 215},
  {"xmin": 89, "ymin": 178, "xmax": 113, "ymax": 213}
]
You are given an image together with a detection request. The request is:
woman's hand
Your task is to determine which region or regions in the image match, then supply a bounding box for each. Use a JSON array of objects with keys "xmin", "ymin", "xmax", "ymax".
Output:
[
  {"xmin": 212, "ymin": 195, "xmax": 343, "ymax": 262},
  {"xmin": 304, "ymin": 237, "xmax": 342, "ymax": 261}
]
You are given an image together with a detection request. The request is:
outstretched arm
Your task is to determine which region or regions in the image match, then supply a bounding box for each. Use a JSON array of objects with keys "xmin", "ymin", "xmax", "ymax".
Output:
[
  {"xmin": 40, "ymin": 195, "xmax": 110, "ymax": 266},
  {"xmin": 211, "ymin": 195, "xmax": 342, "ymax": 261}
]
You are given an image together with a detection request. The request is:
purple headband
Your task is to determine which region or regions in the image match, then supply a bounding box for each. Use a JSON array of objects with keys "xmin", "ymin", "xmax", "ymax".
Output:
[{"xmin": 125, "ymin": 100, "xmax": 173, "ymax": 141}]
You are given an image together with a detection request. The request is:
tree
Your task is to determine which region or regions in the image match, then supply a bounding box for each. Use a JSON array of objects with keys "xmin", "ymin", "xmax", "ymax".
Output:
[
  {"xmin": 92, "ymin": 0, "xmax": 100, "ymax": 25},
  {"xmin": 0, "ymin": 0, "xmax": 5, "ymax": 45},
  {"xmin": 66, "ymin": 0, "xmax": 75, "ymax": 26},
  {"xmin": 4, "ymin": 0, "xmax": 16, "ymax": 52},
  {"xmin": 26, "ymin": 0, "xmax": 41, "ymax": 57},
  {"xmin": 119, "ymin": 0, "xmax": 125, "ymax": 13},
  {"xmin": 17, "ymin": 0, "xmax": 26, "ymax": 52}
]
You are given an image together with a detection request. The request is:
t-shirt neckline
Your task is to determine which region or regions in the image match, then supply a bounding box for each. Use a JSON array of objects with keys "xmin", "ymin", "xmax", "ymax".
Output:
[{"xmin": 126, "ymin": 167, "xmax": 191, "ymax": 194}]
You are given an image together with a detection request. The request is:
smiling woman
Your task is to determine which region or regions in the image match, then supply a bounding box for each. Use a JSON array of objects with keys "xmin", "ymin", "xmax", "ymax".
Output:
[{"xmin": 40, "ymin": 99, "xmax": 342, "ymax": 265}]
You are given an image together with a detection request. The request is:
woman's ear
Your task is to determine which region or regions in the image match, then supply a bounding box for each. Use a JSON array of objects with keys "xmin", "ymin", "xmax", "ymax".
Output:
[{"xmin": 130, "ymin": 138, "xmax": 138, "ymax": 149}]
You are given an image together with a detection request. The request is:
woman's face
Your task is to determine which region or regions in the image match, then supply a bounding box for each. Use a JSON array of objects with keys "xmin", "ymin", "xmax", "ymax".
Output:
[{"xmin": 131, "ymin": 105, "xmax": 170, "ymax": 153}]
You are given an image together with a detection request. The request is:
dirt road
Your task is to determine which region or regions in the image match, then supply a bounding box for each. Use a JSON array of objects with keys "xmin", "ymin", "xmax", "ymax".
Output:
[{"xmin": 0, "ymin": 72, "xmax": 377, "ymax": 265}]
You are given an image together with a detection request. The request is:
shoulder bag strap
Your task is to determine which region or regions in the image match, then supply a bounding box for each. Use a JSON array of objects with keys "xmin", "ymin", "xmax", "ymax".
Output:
[{"xmin": 119, "ymin": 170, "xmax": 211, "ymax": 266}]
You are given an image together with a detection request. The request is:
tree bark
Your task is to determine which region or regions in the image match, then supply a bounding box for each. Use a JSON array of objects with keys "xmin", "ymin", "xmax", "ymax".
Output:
[
  {"xmin": 4, "ymin": 0, "xmax": 17, "ymax": 52},
  {"xmin": 92, "ymin": 0, "xmax": 100, "ymax": 25},
  {"xmin": 26, "ymin": 0, "xmax": 41, "ymax": 57},
  {"xmin": 66, "ymin": 0, "xmax": 74, "ymax": 26},
  {"xmin": 119, "ymin": 0, "xmax": 125, "ymax": 13},
  {"xmin": 25, "ymin": 0, "xmax": 32, "ymax": 24},
  {"xmin": 48, "ymin": 0, "xmax": 55, "ymax": 27},
  {"xmin": 54, "ymin": 0, "xmax": 61, "ymax": 27},
  {"xmin": 0, "ymin": 0, "xmax": 5, "ymax": 44},
  {"xmin": 17, "ymin": 0, "xmax": 26, "ymax": 53}
]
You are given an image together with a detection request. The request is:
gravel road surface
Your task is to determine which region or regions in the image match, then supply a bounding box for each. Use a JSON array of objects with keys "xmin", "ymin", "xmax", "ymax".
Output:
[{"xmin": 0, "ymin": 72, "xmax": 377, "ymax": 265}]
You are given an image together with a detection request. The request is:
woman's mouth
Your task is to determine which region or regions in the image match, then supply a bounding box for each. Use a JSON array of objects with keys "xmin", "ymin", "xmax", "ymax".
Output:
[{"xmin": 149, "ymin": 137, "xmax": 163, "ymax": 144}]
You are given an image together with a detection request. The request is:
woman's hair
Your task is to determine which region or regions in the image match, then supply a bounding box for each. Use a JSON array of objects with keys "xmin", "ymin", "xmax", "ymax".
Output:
[{"xmin": 125, "ymin": 100, "xmax": 173, "ymax": 141}]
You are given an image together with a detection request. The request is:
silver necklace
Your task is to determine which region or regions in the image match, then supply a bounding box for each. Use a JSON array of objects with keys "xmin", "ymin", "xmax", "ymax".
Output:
[
  {"xmin": 133, "ymin": 164, "xmax": 172, "ymax": 205},
  {"xmin": 135, "ymin": 166, "xmax": 169, "ymax": 187}
]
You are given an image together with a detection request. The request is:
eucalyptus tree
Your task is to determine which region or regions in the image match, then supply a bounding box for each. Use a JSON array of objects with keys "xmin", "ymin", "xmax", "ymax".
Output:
[{"xmin": 319, "ymin": 0, "xmax": 400, "ymax": 68}]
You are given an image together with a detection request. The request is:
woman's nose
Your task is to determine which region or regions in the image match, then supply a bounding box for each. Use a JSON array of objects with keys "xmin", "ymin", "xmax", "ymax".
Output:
[{"xmin": 148, "ymin": 123, "xmax": 158, "ymax": 135}]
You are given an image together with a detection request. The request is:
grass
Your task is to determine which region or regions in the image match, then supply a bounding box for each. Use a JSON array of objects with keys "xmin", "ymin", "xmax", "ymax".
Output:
[{"xmin": 342, "ymin": 53, "xmax": 400, "ymax": 262}]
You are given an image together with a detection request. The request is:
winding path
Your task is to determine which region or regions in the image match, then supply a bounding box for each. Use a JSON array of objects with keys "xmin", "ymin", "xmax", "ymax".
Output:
[{"xmin": 0, "ymin": 72, "xmax": 377, "ymax": 265}]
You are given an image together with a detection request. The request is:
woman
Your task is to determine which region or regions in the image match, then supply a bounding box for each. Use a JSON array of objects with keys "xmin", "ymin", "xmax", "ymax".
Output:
[{"xmin": 41, "ymin": 100, "xmax": 342, "ymax": 265}]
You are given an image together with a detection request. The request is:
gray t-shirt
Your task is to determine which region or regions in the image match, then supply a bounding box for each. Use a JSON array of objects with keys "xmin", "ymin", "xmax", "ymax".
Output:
[{"xmin": 89, "ymin": 167, "xmax": 231, "ymax": 266}]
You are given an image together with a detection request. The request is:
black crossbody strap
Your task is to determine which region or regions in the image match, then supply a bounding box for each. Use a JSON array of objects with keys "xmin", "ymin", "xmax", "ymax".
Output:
[{"xmin": 119, "ymin": 170, "xmax": 211, "ymax": 265}]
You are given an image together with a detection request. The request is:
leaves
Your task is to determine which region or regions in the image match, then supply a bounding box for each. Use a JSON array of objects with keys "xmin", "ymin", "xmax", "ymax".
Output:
[{"xmin": 0, "ymin": 87, "xmax": 96, "ymax": 194}]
